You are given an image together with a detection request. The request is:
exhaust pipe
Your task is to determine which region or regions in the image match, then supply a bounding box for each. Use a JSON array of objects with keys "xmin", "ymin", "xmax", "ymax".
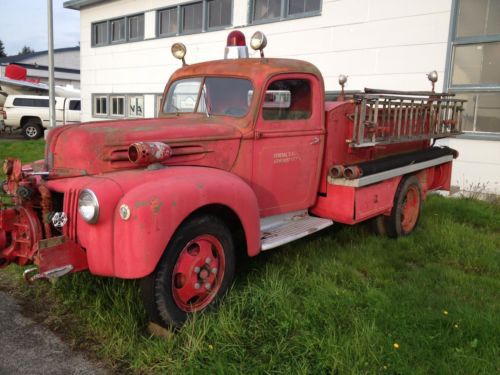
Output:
[
  {"xmin": 128, "ymin": 142, "xmax": 173, "ymax": 165},
  {"xmin": 328, "ymin": 165, "xmax": 345, "ymax": 179},
  {"xmin": 344, "ymin": 166, "xmax": 362, "ymax": 179}
]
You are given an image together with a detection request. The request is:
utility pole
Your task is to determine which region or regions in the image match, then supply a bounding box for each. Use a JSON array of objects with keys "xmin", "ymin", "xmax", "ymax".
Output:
[{"xmin": 47, "ymin": 0, "xmax": 56, "ymax": 129}]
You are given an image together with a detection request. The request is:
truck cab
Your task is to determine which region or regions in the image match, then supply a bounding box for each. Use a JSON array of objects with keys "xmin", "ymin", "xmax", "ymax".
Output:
[{"xmin": 0, "ymin": 31, "xmax": 464, "ymax": 328}]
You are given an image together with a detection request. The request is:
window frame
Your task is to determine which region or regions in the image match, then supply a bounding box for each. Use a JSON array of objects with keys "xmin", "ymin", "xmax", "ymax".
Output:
[
  {"xmin": 110, "ymin": 95, "xmax": 126, "ymax": 117},
  {"xmin": 445, "ymin": 0, "xmax": 500, "ymax": 136},
  {"xmin": 128, "ymin": 14, "xmax": 145, "ymax": 42},
  {"xmin": 249, "ymin": 0, "xmax": 322, "ymax": 25},
  {"xmin": 157, "ymin": 7, "xmax": 179, "ymax": 37},
  {"xmin": 206, "ymin": 0, "xmax": 233, "ymax": 31},
  {"xmin": 110, "ymin": 17, "xmax": 126, "ymax": 44},
  {"xmin": 93, "ymin": 95, "xmax": 109, "ymax": 117},
  {"xmin": 92, "ymin": 21, "xmax": 109, "ymax": 47},
  {"xmin": 91, "ymin": 13, "xmax": 145, "ymax": 47},
  {"xmin": 128, "ymin": 95, "xmax": 145, "ymax": 118},
  {"xmin": 157, "ymin": 0, "xmax": 233, "ymax": 38}
]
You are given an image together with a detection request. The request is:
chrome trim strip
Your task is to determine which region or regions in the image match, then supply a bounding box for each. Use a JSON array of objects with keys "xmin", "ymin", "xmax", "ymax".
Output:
[{"xmin": 328, "ymin": 155, "xmax": 454, "ymax": 188}]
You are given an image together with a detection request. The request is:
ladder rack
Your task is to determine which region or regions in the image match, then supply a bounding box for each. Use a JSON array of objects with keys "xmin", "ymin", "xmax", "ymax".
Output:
[{"xmin": 348, "ymin": 90, "xmax": 466, "ymax": 148}]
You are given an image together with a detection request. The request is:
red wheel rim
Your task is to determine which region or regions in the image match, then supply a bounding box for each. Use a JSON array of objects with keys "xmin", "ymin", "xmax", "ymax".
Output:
[
  {"xmin": 171, "ymin": 234, "xmax": 225, "ymax": 312},
  {"xmin": 401, "ymin": 186, "xmax": 420, "ymax": 233}
]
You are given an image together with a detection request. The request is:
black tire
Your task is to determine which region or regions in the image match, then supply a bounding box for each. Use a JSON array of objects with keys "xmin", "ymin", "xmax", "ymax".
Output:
[
  {"xmin": 140, "ymin": 214, "xmax": 236, "ymax": 328},
  {"xmin": 384, "ymin": 175, "xmax": 422, "ymax": 238},
  {"xmin": 22, "ymin": 120, "xmax": 43, "ymax": 140}
]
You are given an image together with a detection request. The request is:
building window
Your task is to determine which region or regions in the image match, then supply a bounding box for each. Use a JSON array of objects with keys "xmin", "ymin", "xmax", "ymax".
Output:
[
  {"xmin": 207, "ymin": 0, "xmax": 232, "ymax": 28},
  {"xmin": 111, "ymin": 96, "xmax": 125, "ymax": 116},
  {"xmin": 448, "ymin": 0, "xmax": 500, "ymax": 133},
  {"xmin": 93, "ymin": 94, "xmax": 148, "ymax": 118},
  {"xmin": 93, "ymin": 95, "xmax": 108, "ymax": 116},
  {"xmin": 128, "ymin": 14, "xmax": 144, "ymax": 41},
  {"xmin": 92, "ymin": 13, "xmax": 144, "ymax": 47},
  {"xmin": 158, "ymin": 8, "xmax": 178, "ymax": 36},
  {"xmin": 251, "ymin": 0, "xmax": 320, "ymax": 23},
  {"xmin": 110, "ymin": 18, "xmax": 126, "ymax": 42},
  {"xmin": 253, "ymin": 0, "xmax": 281, "ymax": 21},
  {"xmin": 128, "ymin": 96, "xmax": 144, "ymax": 117},
  {"xmin": 157, "ymin": 0, "xmax": 232, "ymax": 37},
  {"xmin": 181, "ymin": 2, "xmax": 203, "ymax": 33},
  {"xmin": 288, "ymin": 0, "xmax": 321, "ymax": 16},
  {"xmin": 92, "ymin": 21, "xmax": 108, "ymax": 46}
]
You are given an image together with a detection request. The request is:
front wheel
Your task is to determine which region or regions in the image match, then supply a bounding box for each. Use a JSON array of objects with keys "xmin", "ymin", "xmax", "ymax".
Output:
[
  {"xmin": 384, "ymin": 175, "xmax": 422, "ymax": 238},
  {"xmin": 141, "ymin": 214, "xmax": 235, "ymax": 328}
]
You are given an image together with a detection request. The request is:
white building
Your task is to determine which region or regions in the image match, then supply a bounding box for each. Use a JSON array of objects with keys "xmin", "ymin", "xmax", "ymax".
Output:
[
  {"xmin": 64, "ymin": 0, "xmax": 499, "ymax": 194},
  {"xmin": 0, "ymin": 47, "xmax": 80, "ymax": 88}
]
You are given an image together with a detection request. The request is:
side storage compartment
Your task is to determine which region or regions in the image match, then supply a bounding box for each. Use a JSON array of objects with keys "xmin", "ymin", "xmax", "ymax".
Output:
[{"xmin": 311, "ymin": 177, "xmax": 401, "ymax": 225}]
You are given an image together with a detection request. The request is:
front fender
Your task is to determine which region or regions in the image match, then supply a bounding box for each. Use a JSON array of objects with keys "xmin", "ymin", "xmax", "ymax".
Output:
[{"xmin": 112, "ymin": 167, "xmax": 261, "ymax": 279}]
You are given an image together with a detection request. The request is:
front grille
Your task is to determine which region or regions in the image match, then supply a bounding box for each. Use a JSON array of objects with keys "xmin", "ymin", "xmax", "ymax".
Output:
[{"xmin": 63, "ymin": 188, "xmax": 79, "ymax": 240}]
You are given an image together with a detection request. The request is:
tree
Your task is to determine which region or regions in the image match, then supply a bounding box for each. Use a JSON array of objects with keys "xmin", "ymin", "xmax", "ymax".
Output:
[
  {"xmin": 0, "ymin": 40, "xmax": 6, "ymax": 58},
  {"xmin": 18, "ymin": 46, "xmax": 34, "ymax": 55}
]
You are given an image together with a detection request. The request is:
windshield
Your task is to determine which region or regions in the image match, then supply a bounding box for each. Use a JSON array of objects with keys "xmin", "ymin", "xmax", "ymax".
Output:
[{"xmin": 164, "ymin": 77, "xmax": 253, "ymax": 117}]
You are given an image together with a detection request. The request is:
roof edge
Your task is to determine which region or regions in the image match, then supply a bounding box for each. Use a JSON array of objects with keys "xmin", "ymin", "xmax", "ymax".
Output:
[{"xmin": 63, "ymin": 0, "xmax": 108, "ymax": 10}]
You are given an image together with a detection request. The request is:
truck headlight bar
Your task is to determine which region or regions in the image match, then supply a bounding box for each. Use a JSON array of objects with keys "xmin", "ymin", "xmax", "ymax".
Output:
[{"xmin": 78, "ymin": 189, "xmax": 100, "ymax": 224}]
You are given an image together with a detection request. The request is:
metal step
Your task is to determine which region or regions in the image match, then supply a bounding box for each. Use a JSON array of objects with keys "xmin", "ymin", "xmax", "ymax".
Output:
[{"xmin": 260, "ymin": 210, "xmax": 333, "ymax": 251}]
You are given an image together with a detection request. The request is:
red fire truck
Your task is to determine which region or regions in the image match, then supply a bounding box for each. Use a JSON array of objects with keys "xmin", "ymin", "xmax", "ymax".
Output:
[{"xmin": 0, "ymin": 31, "xmax": 464, "ymax": 327}]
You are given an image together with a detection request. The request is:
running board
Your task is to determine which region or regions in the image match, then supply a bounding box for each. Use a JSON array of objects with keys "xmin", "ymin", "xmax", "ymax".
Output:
[{"xmin": 260, "ymin": 210, "xmax": 333, "ymax": 251}]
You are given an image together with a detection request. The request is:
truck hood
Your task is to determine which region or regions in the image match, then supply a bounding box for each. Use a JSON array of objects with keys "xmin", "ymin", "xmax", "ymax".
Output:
[{"xmin": 45, "ymin": 117, "xmax": 243, "ymax": 177}]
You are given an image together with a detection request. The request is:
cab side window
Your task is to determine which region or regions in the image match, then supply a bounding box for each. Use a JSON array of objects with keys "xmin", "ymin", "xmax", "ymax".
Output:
[
  {"xmin": 262, "ymin": 79, "xmax": 311, "ymax": 120},
  {"xmin": 69, "ymin": 100, "xmax": 81, "ymax": 110}
]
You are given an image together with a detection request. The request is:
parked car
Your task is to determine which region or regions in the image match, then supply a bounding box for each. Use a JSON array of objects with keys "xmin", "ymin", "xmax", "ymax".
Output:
[{"xmin": 1, "ymin": 95, "xmax": 81, "ymax": 139}]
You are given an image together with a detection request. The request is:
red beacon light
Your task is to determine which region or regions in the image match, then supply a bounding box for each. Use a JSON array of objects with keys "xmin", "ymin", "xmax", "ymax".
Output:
[{"xmin": 224, "ymin": 30, "xmax": 249, "ymax": 59}]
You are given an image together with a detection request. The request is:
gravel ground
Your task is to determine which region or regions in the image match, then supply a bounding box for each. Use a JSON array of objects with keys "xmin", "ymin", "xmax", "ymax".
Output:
[{"xmin": 0, "ymin": 291, "xmax": 108, "ymax": 375}]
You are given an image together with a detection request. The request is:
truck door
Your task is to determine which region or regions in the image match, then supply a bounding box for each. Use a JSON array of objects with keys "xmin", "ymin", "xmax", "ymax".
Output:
[{"xmin": 252, "ymin": 75, "xmax": 324, "ymax": 216}]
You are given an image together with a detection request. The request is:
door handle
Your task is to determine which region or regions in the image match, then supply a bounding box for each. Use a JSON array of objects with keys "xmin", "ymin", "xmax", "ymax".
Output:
[{"xmin": 310, "ymin": 136, "xmax": 320, "ymax": 145}]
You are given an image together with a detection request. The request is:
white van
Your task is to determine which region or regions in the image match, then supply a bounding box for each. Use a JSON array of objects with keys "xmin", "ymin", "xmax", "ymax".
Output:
[{"xmin": 1, "ymin": 95, "xmax": 81, "ymax": 139}]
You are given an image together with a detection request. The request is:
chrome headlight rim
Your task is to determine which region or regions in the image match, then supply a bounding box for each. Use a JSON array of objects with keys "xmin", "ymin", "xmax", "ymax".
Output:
[{"xmin": 78, "ymin": 188, "xmax": 100, "ymax": 224}]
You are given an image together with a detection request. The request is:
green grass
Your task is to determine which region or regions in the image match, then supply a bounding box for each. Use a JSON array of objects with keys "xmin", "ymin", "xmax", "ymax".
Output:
[
  {"xmin": 0, "ymin": 139, "xmax": 45, "ymax": 165},
  {"xmin": 1, "ymin": 141, "xmax": 499, "ymax": 374}
]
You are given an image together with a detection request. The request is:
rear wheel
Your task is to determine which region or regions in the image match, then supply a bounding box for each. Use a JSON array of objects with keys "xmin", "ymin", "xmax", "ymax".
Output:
[
  {"xmin": 141, "ymin": 214, "xmax": 235, "ymax": 328},
  {"xmin": 384, "ymin": 175, "xmax": 422, "ymax": 238},
  {"xmin": 22, "ymin": 120, "xmax": 43, "ymax": 140}
]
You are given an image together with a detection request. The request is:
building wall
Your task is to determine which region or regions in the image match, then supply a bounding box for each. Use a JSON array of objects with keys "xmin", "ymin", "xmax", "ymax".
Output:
[
  {"xmin": 79, "ymin": 0, "xmax": 453, "ymax": 120},
  {"xmin": 77, "ymin": 0, "xmax": 500, "ymax": 193},
  {"xmin": 0, "ymin": 49, "xmax": 81, "ymax": 88}
]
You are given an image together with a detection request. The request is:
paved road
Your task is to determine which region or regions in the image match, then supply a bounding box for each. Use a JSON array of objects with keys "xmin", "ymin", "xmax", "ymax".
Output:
[{"xmin": 0, "ymin": 291, "xmax": 107, "ymax": 375}]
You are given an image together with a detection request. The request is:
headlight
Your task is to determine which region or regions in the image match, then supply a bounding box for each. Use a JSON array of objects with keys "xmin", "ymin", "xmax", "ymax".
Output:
[{"xmin": 78, "ymin": 189, "xmax": 99, "ymax": 224}]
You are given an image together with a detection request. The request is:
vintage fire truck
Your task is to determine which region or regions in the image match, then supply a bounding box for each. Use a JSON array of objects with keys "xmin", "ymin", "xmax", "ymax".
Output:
[{"xmin": 0, "ymin": 31, "xmax": 464, "ymax": 327}]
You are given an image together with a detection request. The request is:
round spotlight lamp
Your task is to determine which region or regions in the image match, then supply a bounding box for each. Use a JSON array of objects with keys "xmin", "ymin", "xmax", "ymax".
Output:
[
  {"xmin": 250, "ymin": 31, "xmax": 267, "ymax": 57},
  {"xmin": 171, "ymin": 43, "xmax": 187, "ymax": 65}
]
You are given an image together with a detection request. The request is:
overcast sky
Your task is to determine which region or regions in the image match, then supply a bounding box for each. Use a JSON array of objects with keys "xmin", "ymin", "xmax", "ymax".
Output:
[{"xmin": 0, "ymin": 0, "xmax": 80, "ymax": 56}]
